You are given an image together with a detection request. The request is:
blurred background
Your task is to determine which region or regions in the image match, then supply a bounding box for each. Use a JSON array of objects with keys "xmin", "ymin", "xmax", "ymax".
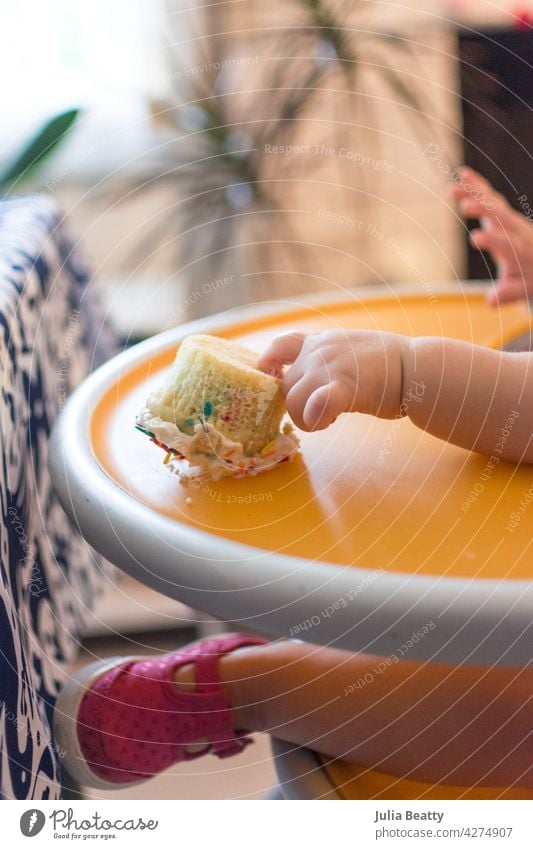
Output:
[
  {"xmin": 4, "ymin": 0, "xmax": 533, "ymax": 345},
  {"xmin": 3, "ymin": 0, "xmax": 533, "ymax": 799}
]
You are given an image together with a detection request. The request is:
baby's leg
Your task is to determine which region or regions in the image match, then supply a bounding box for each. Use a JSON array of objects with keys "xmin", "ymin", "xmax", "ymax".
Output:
[{"xmin": 175, "ymin": 638, "xmax": 533, "ymax": 789}]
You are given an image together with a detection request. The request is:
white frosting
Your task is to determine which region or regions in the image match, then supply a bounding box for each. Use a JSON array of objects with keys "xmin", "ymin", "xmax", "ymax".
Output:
[{"xmin": 136, "ymin": 407, "xmax": 299, "ymax": 481}]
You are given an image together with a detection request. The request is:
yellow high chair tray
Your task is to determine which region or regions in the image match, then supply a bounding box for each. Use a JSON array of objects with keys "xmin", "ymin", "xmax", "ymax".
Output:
[
  {"xmin": 50, "ymin": 285, "xmax": 532, "ymax": 667},
  {"xmin": 50, "ymin": 284, "xmax": 533, "ymax": 801}
]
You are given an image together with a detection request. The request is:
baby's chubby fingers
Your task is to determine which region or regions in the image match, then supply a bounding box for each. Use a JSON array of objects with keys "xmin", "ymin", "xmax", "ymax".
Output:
[
  {"xmin": 469, "ymin": 226, "xmax": 517, "ymax": 262},
  {"xmin": 303, "ymin": 380, "xmax": 355, "ymax": 430},
  {"xmin": 454, "ymin": 166, "xmax": 501, "ymax": 198},
  {"xmin": 262, "ymin": 328, "xmax": 407, "ymax": 427},
  {"xmin": 284, "ymin": 375, "xmax": 353, "ymax": 430},
  {"xmin": 257, "ymin": 331, "xmax": 307, "ymax": 377},
  {"xmin": 458, "ymin": 197, "xmax": 518, "ymax": 233},
  {"xmin": 450, "ymin": 167, "xmax": 504, "ymax": 211}
]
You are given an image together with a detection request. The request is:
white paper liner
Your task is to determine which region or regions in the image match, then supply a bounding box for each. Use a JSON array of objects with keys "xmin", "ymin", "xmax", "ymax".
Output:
[{"xmin": 136, "ymin": 407, "xmax": 299, "ymax": 481}]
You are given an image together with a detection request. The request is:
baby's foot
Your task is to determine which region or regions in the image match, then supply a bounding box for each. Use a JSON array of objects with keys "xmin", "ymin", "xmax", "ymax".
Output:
[{"xmin": 53, "ymin": 634, "xmax": 267, "ymax": 788}]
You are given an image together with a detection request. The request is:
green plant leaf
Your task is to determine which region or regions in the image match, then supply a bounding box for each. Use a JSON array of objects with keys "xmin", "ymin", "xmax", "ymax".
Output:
[{"xmin": 0, "ymin": 108, "xmax": 79, "ymax": 191}]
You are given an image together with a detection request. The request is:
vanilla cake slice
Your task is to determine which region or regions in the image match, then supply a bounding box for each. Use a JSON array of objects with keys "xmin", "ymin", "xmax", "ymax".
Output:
[{"xmin": 136, "ymin": 334, "xmax": 299, "ymax": 480}]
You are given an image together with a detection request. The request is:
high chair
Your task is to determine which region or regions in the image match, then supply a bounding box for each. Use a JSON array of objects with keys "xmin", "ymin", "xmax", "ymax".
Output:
[
  {"xmin": 272, "ymin": 740, "xmax": 533, "ymax": 800},
  {"xmin": 49, "ymin": 284, "xmax": 533, "ymax": 800}
]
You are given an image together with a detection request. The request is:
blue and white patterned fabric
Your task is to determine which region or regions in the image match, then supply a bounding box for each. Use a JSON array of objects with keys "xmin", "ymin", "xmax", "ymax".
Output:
[{"xmin": 0, "ymin": 196, "xmax": 115, "ymax": 800}]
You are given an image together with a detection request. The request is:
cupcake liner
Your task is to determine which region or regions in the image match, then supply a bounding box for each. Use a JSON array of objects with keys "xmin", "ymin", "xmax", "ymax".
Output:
[{"xmin": 136, "ymin": 407, "xmax": 299, "ymax": 481}]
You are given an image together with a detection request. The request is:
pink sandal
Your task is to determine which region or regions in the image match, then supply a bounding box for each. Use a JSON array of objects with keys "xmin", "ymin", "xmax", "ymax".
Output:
[{"xmin": 54, "ymin": 634, "xmax": 267, "ymax": 789}]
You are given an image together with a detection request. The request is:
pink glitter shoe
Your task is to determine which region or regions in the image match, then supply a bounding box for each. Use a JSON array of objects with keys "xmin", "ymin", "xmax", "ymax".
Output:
[{"xmin": 54, "ymin": 634, "xmax": 267, "ymax": 789}]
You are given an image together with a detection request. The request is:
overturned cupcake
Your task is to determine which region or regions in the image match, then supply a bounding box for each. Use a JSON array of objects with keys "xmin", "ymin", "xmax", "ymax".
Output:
[{"xmin": 136, "ymin": 334, "xmax": 299, "ymax": 480}]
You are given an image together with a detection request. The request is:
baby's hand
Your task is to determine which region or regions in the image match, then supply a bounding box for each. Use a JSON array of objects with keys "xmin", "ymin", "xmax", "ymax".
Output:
[
  {"xmin": 451, "ymin": 166, "xmax": 533, "ymax": 305},
  {"xmin": 258, "ymin": 330, "xmax": 408, "ymax": 430}
]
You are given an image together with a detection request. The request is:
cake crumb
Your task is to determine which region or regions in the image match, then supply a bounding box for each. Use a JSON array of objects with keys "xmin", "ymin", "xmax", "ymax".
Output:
[{"xmin": 185, "ymin": 496, "xmax": 192, "ymax": 505}]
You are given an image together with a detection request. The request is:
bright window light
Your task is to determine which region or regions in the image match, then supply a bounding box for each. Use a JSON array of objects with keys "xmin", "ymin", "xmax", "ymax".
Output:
[{"xmin": 0, "ymin": 0, "xmax": 168, "ymax": 178}]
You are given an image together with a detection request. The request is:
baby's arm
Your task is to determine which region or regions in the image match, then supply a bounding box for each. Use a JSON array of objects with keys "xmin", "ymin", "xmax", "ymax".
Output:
[
  {"xmin": 452, "ymin": 166, "xmax": 533, "ymax": 305},
  {"xmin": 259, "ymin": 331, "xmax": 533, "ymax": 463}
]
